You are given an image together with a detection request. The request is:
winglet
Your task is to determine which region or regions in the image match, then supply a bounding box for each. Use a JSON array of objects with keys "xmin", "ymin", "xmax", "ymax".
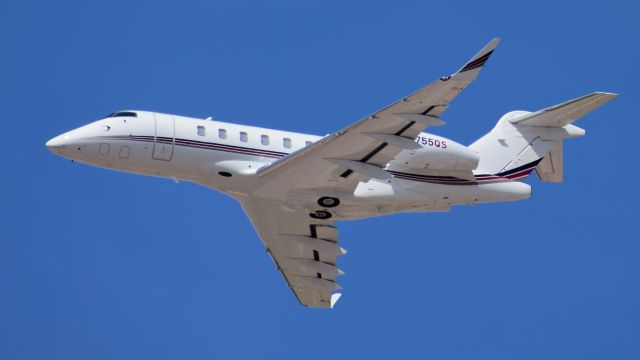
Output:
[
  {"xmin": 330, "ymin": 293, "xmax": 342, "ymax": 308},
  {"xmin": 449, "ymin": 37, "xmax": 500, "ymax": 81}
]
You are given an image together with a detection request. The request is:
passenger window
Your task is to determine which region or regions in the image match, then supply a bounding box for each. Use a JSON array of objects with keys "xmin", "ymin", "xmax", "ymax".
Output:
[
  {"xmin": 218, "ymin": 128, "xmax": 227, "ymax": 139},
  {"xmin": 197, "ymin": 125, "xmax": 206, "ymax": 136},
  {"xmin": 99, "ymin": 143, "xmax": 110, "ymax": 155},
  {"xmin": 119, "ymin": 146, "xmax": 130, "ymax": 159},
  {"xmin": 240, "ymin": 131, "xmax": 248, "ymax": 142},
  {"xmin": 261, "ymin": 135, "xmax": 269, "ymax": 145},
  {"xmin": 283, "ymin": 137, "xmax": 292, "ymax": 149}
]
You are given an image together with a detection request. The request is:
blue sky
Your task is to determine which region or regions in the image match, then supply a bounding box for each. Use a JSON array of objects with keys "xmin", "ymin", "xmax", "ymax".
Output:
[{"xmin": 2, "ymin": 1, "xmax": 639, "ymax": 359}]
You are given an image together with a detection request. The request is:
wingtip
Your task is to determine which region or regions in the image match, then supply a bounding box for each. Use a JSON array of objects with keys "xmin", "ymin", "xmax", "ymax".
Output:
[
  {"xmin": 595, "ymin": 91, "xmax": 620, "ymax": 97},
  {"xmin": 487, "ymin": 37, "xmax": 501, "ymax": 49},
  {"xmin": 456, "ymin": 37, "xmax": 500, "ymax": 74},
  {"xmin": 476, "ymin": 37, "xmax": 501, "ymax": 56}
]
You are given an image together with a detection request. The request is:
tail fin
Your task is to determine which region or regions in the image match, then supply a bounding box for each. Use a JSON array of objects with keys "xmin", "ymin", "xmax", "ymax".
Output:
[{"xmin": 469, "ymin": 92, "xmax": 618, "ymax": 181}]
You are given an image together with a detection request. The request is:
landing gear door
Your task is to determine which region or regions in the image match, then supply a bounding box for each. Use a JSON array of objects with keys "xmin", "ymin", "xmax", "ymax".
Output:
[{"xmin": 152, "ymin": 113, "xmax": 175, "ymax": 161}]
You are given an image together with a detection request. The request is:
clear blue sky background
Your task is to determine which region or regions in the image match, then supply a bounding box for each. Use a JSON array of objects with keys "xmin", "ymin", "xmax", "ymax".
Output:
[{"xmin": 2, "ymin": 1, "xmax": 638, "ymax": 359}]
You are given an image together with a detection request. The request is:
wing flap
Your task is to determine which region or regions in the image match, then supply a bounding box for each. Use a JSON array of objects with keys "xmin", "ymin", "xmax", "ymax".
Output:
[
  {"xmin": 239, "ymin": 197, "xmax": 346, "ymax": 308},
  {"xmin": 282, "ymin": 258, "xmax": 345, "ymax": 278},
  {"xmin": 277, "ymin": 235, "xmax": 346, "ymax": 258},
  {"xmin": 314, "ymin": 224, "xmax": 339, "ymax": 242},
  {"xmin": 291, "ymin": 281, "xmax": 336, "ymax": 308}
]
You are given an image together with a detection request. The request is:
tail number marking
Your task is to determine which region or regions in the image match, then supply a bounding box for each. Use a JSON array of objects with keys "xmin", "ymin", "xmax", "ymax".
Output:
[{"xmin": 415, "ymin": 136, "xmax": 447, "ymax": 149}]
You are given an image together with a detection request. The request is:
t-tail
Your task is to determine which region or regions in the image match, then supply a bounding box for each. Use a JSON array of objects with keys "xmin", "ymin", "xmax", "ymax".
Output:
[{"xmin": 470, "ymin": 92, "xmax": 618, "ymax": 182}]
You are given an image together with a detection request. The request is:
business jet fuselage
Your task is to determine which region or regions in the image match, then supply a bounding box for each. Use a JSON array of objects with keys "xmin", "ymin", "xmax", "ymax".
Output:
[
  {"xmin": 46, "ymin": 111, "xmax": 532, "ymax": 217},
  {"xmin": 47, "ymin": 39, "xmax": 616, "ymax": 308}
]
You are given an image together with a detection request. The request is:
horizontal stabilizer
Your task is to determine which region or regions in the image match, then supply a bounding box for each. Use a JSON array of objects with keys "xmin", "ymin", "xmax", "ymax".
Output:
[
  {"xmin": 510, "ymin": 92, "xmax": 618, "ymax": 127},
  {"xmin": 471, "ymin": 91, "xmax": 617, "ymax": 177}
]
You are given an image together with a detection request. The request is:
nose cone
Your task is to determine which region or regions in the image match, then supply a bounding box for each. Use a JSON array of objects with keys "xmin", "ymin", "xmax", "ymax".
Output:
[{"xmin": 46, "ymin": 134, "xmax": 67, "ymax": 153}]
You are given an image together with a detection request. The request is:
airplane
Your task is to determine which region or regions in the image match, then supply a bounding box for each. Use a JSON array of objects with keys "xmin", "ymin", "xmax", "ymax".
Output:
[{"xmin": 46, "ymin": 38, "xmax": 617, "ymax": 308}]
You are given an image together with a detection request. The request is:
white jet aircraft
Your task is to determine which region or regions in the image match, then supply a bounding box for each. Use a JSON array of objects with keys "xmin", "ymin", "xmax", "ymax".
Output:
[{"xmin": 47, "ymin": 38, "xmax": 617, "ymax": 308}]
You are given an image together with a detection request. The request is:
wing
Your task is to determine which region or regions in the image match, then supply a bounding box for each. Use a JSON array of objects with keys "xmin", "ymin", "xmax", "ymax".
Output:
[
  {"xmin": 253, "ymin": 38, "xmax": 500, "ymax": 198},
  {"xmin": 242, "ymin": 39, "xmax": 500, "ymax": 307},
  {"xmin": 239, "ymin": 197, "xmax": 346, "ymax": 308},
  {"xmin": 510, "ymin": 92, "xmax": 618, "ymax": 127}
]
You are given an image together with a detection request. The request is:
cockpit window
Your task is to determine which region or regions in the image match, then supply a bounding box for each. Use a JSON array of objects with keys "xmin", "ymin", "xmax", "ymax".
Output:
[{"xmin": 104, "ymin": 111, "xmax": 138, "ymax": 118}]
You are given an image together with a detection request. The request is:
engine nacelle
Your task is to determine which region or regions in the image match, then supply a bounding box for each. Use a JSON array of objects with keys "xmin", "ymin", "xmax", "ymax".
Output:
[{"xmin": 393, "ymin": 134, "xmax": 479, "ymax": 171}]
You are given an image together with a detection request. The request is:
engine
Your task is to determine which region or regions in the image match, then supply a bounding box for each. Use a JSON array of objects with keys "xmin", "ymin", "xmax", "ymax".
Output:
[{"xmin": 392, "ymin": 133, "xmax": 479, "ymax": 171}]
